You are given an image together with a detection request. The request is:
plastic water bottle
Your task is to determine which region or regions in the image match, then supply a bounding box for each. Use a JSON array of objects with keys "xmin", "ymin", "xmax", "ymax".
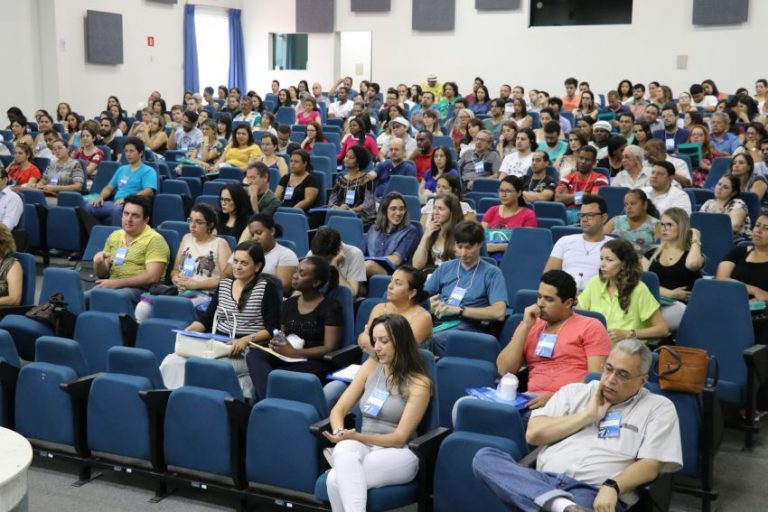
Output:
[
  {"xmin": 272, "ymin": 329, "xmax": 288, "ymax": 345},
  {"xmin": 497, "ymin": 373, "xmax": 519, "ymax": 401}
]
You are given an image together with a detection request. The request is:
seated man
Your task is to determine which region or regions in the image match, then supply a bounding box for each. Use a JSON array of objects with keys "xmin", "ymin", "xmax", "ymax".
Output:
[
  {"xmin": 84, "ymin": 136, "xmax": 158, "ymax": 226},
  {"xmin": 498, "ymin": 270, "xmax": 611, "ymax": 411},
  {"xmin": 92, "ymin": 195, "xmax": 170, "ymax": 304},
  {"xmin": 425, "ymin": 220, "xmax": 508, "ymax": 356},
  {"xmin": 368, "ymin": 138, "xmax": 417, "ymax": 200},
  {"xmin": 474, "ymin": 339, "xmax": 682, "ymax": 512},
  {"xmin": 642, "ymin": 161, "xmax": 692, "ymax": 215},
  {"xmin": 652, "ymin": 103, "xmax": 690, "ymax": 153},
  {"xmin": 522, "ymin": 151, "xmax": 557, "ymax": 204},
  {"xmin": 243, "ymin": 161, "xmax": 280, "ymax": 216},
  {"xmin": 306, "ymin": 226, "xmax": 366, "ymax": 298},
  {"xmin": 458, "ymin": 130, "xmax": 501, "ymax": 190},
  {"xmin": 544, "ymin": 195, "xmax": 608, "ymax": 291},
  {"xmin": 643, "ymin": 139, "xmax": 691, "ymax": 188},
  {"xmin": 555, "ymin": 146, "xmax": 608, "ymax": 224}
]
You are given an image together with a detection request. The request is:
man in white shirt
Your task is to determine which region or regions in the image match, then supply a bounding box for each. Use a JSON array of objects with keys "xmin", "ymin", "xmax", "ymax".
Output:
[
  {"xmin": 379, "ymin": 117, "xmax": 417, "ymax": 161},
  {"xmin": 689, "ymin": 84, "xmax": 718, "ymax": 113},
  {"xmin": 0, "ymin": 168, "xmax": 23, "ymax": 229},
  {"xmin": 167, "ymin": 111, "xmax": 203, "ymax": 152},
  {"xmin": 643, "ymin": 161, "xmax": 692, "ymax": 215},
  {"xmin": 544, "ymin": 195, "xmax": 608, "ymax": 291},
  {"xmin": 643, "ymin": 140, "xmax": 691, "ymax": 188},
  {"xmin": 328, "ymin": 87, "xmax": 354, "ymax": 120},
  {"xmin": 306, "ymin": 226, "xmax": 366, "ymax": 298},
  {"xmin": 473, "ymin": 339, "xmax": 682, "ymax": 512},
  {"xmin": 233, "ymin": 96, "xmax": 258, "ymax": 130}
]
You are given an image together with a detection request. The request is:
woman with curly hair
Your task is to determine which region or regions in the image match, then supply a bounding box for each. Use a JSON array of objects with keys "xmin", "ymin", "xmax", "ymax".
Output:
[{"xmin": 578, "ymin": 238, "xmax": 668, "ymax": 344}]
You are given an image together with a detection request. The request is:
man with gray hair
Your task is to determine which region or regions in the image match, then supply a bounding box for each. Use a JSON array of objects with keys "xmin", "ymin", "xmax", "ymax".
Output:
[
  {"xmin": 473, "ymin": 339, "xmax": 682, "ymax": 512},
  {"xmin": 709, "ymin": 111, "xmax": 739, "ymax": 155}
]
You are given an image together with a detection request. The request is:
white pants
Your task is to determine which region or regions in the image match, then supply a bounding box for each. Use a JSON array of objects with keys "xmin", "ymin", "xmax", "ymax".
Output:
[
  {"xmin": 326, "ymin": 439, "xmax": 419, "ymax": 512},
  {"xmin": 159, "ymin": 352, "xmax": 254, "ymax": 399},
  {"xmin": 660, "ymin": 300, "xmax": 687, "ymax": 332}
]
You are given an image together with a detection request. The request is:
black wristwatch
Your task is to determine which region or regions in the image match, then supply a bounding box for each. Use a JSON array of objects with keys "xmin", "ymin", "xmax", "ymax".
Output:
[
  {"xmin": 602, "ymin": 478, "xmax": 621, "ymax": 495},
  {"xmin": 459, "ymin": 306, "xmax": 465, "ymax": 318}
]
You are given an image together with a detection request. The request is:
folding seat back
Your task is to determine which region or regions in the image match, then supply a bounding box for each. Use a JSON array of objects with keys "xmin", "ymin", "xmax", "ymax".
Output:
[
  {"xmin": 136, "ymin": 317, "xmax": 189, "ymax": 362},
  {"xmin": 499, "ymin": 228, "xmax": 552, "ymax": 304},
  {"xmin": 74, "ymin": 311, "xmax": 124, "ymax": 373}
]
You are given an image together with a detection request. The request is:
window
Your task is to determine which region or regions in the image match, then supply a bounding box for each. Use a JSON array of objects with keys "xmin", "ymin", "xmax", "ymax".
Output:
[
  {"xmin": 195, "ymin": 7, "xmax": 230, "ymax": 91},
  {"xmin": 271, "ymin": 33, "xmax": 308, "ymax": 70}
]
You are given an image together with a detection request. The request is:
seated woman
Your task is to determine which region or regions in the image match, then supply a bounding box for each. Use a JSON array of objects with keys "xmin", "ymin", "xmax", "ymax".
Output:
[
  {"xmin": 573, "ymin": 91, "xmax": 600, "ymax": 121},
  {"xmin": 140, "ymin": 114, "xmax": 168, "ymax": 154},
  {"xmin": 239, "ymin": 213, "xmax": 298, "ymax": 296},
  {"xmin": 35, "ymin": 138, "xmax": 85, "ymax": 204},
  {"xmin": 730, "ymin": 153, "xmax": 768, "ymax": 206},
  {"xmin": 328, "ymin": 146, "xmax": 376, "ymax": 226},
  {"xmin": 717, "ymin": 211, "xmax": 768, "ymax": 344},
  {"xmin": 700, "ymin": 175, "xmax": 751, "ymax": 242},
  {"xmin": 482, "ymin": 175, "xmax": 538, "ymax": 260},
  {"xmin": 8, "ymin": 142, "xmax": 41, "ymax": 188},
  {"xmin": 32, "ymin": 112, "xmax": 55, "ymax": 157},
  {"xmin": 136, "ymin": 204, "xmax": 231, "ymax": 322},
  {"xmin": 324, "ymin": 314, "xmax": 432, "ymax": 512},
  {"xmin": 510, "ymin": 98, "xmax": 533, "ymax": 130},
  {"xmin": 254, "ymin": 133, "xmax": 288, "ymax": 177},
  {"xmin": 217, "ymin": 184, "xmax": 253, "ymax": 241},
  {"xmin": 296, "ymin": 96, "xmax": 321, "ymax": 125},
  {"xmin": 337, "ymin": 116, "xmax": 378, "ymax": 164},
  {"xmin": 734, "ymin": 122, "xmax": 767, "ymax": 165},
  {"xmin": 642, "ymin": 208, "xmax": 704, "ymax": 331},
  {"xmin": 458, "ymin": 119, "xmax": 486, "ymax": 158},
  {"xmin": 579, "ymin": 238, "xmax": 669, "ymax": 343},
  {"xmin": 214, "ymin": 123, "xmax": 263, "ymax": 170},
  {"xmin": 363, "ymin": 192, "xmax": 420, "ymax": 277},
  {"xmin": 65, "ymin": 112, "xmax": 81, "ymax": 148},
  {"xmin": 178, "ymin": 119, "xmax": 224, "ymax": 172},
  {"xmin": 358, "ymin": 266, "xmax": 433, "ymax": 354},
  {"xmin": 687, "ymin": 124, "xmax": 728, "ymax": 188},
  {"xmin": 632, "ymin": 120, "xmax": 653, "ymax": 150},
  {"xmin": 160, "ymin": 241, "xmax": 280, "ymax": 396},
  {"xmin": 496, "ymin": 120, "xmax": 519, "ymax": 159},
  {"xmin": 0, "ymin": 224, "xmax": 23, "ymax": 307},
  {"xmin": 419, "ymin": 146, "xmax": 459, "ymax": 200},
  {"xmin": 554, "ymin": 129, "xmax": 587, "ymax": 180},
  {"xmin": 421, "ymin": 174, "xmax": 476, "ymax": 226},
  {"xmin": 245, "ymin": 256, "xmax": 342, "ymax": 401},
  {"xmin": 71, "ymin": 122, "xmax": 105, "ymax": 180},
  {"xmin": 300, "ymin": 122, "xmax": 327, "ymax": 153},
  {"xmin": 604, "ymin": 189, "xmax": 660, "ymax": 254},
  {"xmin": 413, "ymin": 194, "xmax": 462, "ymax": 270},
  {"xmin": 276, "ymin": 149, "xmax": 320, "ymax": 213},
  {"xmin": 9, "ymin": 118, "xmax": 34, "ymax": 149},
  {"xmin": 596, "ymin": 135, "xmax": 627, "ymax": 178}
]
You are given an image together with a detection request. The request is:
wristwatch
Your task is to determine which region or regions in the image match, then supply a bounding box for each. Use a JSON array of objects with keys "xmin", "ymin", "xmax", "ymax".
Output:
[
  {"xmin": 629, "ymin": 329, "xmax": 637, "ymax": 339},
  {"xmin": 602, "ymin": 478, "xmax": 621, "ymax": 495},
  {"xmin": 459, "ymin": 306, "xmax": 465, "ymax": 318}
]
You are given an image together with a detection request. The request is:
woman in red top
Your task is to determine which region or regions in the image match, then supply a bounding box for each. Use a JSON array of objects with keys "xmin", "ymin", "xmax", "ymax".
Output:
[
  {"xmin": 71, "ymin": 123, "xmax": 105, "ymax": 178},
  {"xmin": 687, "ymin": 124, "xmax": 727, "ymax": 188},
  {"xmin": 7, "ymin": 142, "xmax": 41, "ymax": 188},
  {"xmin": 482, "ymin": 175, "xmax": 538, "ymax": 259},
  {"xmin": 301, "ymin": 122, "xmax": 327, "ymax": 153},
  {"xmin": 295, "ymin": 97, "xmax": 321, "ymax": 125},
  {"xmin": 337, "ymin": 116, "xmax": 378, "ymax": 163}
]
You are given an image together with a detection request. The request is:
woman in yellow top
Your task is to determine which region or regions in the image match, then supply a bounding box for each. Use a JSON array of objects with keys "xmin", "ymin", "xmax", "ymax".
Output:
[
  {"xmin": 579, "ymin": 238, "xmax": 668, "ymax": 343},
  {"xmin": 215, "ymin": 124, "xmax": 262, "ymax": 170}
]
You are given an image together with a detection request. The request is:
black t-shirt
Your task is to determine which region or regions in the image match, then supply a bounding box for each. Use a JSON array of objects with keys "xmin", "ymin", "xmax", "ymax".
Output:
[
  {"xmin": 723, "ymin": 245, "xmax": 768, "ymax": 295},
  {"xmin": 644, "ymin": 249, "xmax": 701, "ymax": 292},
  {"xmin": 278, "ymin": 172, "xmax": 320, "ymax": 211},
  {"xmin": 522, "ymin": 174, "xmax": 558, "ymax": 193},
  {"xmin": 281, "ymin": 295, "xmax": 342, "ymax": 349}
]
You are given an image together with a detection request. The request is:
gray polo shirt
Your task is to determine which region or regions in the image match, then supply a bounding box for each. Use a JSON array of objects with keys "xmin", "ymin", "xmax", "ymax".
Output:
[{"xmin": 531, "ymin": 380, "xmax": 682, "ymax": 506}]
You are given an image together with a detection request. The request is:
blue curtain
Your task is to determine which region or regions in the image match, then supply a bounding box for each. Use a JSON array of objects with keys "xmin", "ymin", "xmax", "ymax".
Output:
[
  {"xmin": 228, "ymin": 8, "xmax": 246, "ymax": 92},
  {"xmin": 183, "ymin": 5, "xmax": 199, "ymax": 93}
]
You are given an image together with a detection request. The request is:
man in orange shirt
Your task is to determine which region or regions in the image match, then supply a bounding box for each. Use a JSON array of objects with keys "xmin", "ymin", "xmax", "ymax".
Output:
[{"xmin": 561, "ymin": 77, "xmax": 581, "ymax": 113}]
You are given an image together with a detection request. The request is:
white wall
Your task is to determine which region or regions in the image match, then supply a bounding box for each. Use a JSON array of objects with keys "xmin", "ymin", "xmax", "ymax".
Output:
[{"xmin": 1, "ymin": 0, "xmax": 766, "ymax": 121}]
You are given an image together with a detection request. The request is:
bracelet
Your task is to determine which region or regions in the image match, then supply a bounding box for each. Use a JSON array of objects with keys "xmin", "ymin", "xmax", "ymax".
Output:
[{"xmin": 332, "ymin": 428, "xmax": 343, "ymax": 436}]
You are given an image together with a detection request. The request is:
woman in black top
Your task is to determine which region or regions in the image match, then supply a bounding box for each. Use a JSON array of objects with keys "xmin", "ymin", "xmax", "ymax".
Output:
[
  {"xmin": 217, "ymin": 183, "xmax": 253, "ymax": 240},
  {"xmin": 276, "ymin": 149, "xmax": 319, "ymax": 212},
  {"xmin": 246, "ymin": 256, "xmax": 343, "ymax": 401},
  {"xmin": 717, "ymin": 212, "xmax": 768, "ymax": 300},
  {"xmin": 641, "ymin": 207, "xmax": 704, "ymax": 331}
]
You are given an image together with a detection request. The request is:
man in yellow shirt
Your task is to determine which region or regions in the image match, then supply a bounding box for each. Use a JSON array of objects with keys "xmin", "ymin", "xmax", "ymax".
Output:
[
  {"xmin": 421, "ymin": 73, "xmax": 443, "ymax": 101},
  {"xmin": 93, "ymin": 194, "xmax": 170, "ymax": 304}
]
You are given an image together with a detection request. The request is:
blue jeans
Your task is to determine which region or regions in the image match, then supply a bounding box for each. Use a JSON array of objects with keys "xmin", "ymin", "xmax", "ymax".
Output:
[
  {"xmin": 472, "ymin": 447, "xmax": 625, "ymax": 512},
  {"xmin": 85, "ymin": 201, "xmax": 123, "ymax": 226},
  {"xmin": 85, "ymin": 287, "xmax": 144, "ymax": 308},
  {"xmin": 430, "ymin": 320, "xmax": 481, "ymax": 357}
]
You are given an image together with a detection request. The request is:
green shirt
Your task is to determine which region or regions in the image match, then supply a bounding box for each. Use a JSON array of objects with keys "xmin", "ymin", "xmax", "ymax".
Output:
[
  {"xmin": 258, "ymin": 189, "xmax": 280, "ymax": 216},
  {"xmin": 104, "ymin": 227, "xmax": 170, "ymax": 281},
  {"xmin": 578, "ymin": 276, "xmax": 659, "ymax": 335}
]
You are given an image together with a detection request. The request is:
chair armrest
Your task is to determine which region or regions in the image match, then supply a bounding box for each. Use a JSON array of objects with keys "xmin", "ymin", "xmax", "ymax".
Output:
[
  {"xmin": 0, "ymin": 360, "xmax": 20, "ymax": 429},
  {"xmin": 0, "ymin": 305, "xmax": 34, "ymax": 317},
  {"xmin": 139, "ymin": 389, "xmax": 173, "ymax": 471},
  {"xmin": 60, "ymin": 373, "xmax": 100, "ymax": 400},
  {"xmin": 60, "ymin": 373, "xmax": 100, "ymax": 457},
  {"xmin": 309, "ymin": 417, "xmax": 332, "ymax": 438},
  {"xmin": 635, "ymin": 472, "xmax": 674, "ymax": 512},
  {"xmin": 139, "ymin": 389, "xmax": 173, "ymax": 413},
  {"xmin": 324, "ymin": 345, "xmax": 362, "ymax": 368},
  {"xmin": 408, "ymin": 427, "xmax": 450, "ymax": 461},
  {"xmin": 517, "ymin": 366, "xmax": 529, "ymax": 392},
  {"xmin": 519, "ymin": 446, "xmax": 542, "ymax": 467}
]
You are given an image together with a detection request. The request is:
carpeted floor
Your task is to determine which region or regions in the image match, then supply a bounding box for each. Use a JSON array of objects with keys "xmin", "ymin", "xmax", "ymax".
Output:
[{"xmin": 24, "ymin": 427, "xmax": 768, "ymax": 511}]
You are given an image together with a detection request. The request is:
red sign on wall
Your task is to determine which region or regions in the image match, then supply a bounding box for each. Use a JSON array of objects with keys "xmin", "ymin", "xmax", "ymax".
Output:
[{"xmin": 147, "ymin": 36, "xmax": 155, "ymax": 47}]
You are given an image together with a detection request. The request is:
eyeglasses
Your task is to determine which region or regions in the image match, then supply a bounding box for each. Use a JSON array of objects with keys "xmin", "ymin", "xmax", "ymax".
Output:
[
  {"xmin": 220, "ymin": 197, "xmax": 233, "ymax": 203},
  {"xmin": 187, "ymin": 218, "xmax": 207, "ymax": 226},
  {"xmin": 659, "ymin": 222, "xmax": 675, "ymax": 230},
  {"xmin": 498, "ymin": 188, "xmax": 516, "ymax": 195},
  {"xmin": 603, "ymin": 363, "xmax": 644, "ymax": 383}
]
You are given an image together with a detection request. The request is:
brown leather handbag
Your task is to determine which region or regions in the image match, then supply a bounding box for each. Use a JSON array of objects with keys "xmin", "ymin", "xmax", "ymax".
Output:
[{"xmin": 655, "ymin": 346, "xmax": 715, "ymax": 393}]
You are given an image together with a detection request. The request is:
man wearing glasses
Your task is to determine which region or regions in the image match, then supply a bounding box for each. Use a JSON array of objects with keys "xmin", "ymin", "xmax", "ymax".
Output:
[
  {"xmin": 458, "ymin": 130, "xmax": 501, "ymax": 190},
  {"xmin": 474, "ymin": 339, "xmax": 682, "ymax": 512},
  {"xmin": 545, "ymin": 195, "xmax": 609, "ymax": 292}
]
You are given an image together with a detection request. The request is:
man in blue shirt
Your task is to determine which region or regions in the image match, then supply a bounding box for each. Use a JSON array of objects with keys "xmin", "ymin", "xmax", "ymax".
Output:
[
  {"xmin": 84, "ymin": 137, "xmax": 158, "ymax": 225},
  {"xmin": 368, "ymin": 138, "xmax": 417, "ymax": 199},
  {"xmin": 425, "ymin": 221, "xmax": 508, "ymax": 356},
  {"xmin": 652, "ymin": 103, "xmax": 690, "ymax": 152},
  {"xmin": 709, "ymin": 112, "xmax": 740, "ymax": 155}
]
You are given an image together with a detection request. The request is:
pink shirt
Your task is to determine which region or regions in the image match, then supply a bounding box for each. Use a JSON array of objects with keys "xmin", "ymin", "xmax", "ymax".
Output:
[
  {"xmin": 296, "ymin": 111, "xmax": 321, "ymax": 125},
  {"xmin": 337, "ymin": 135, "xmax": 379, "ymax": 162},
  {"xmin": 482, "ymin": 205, "xmax": 538, "ymax": 229},
  {"xmin": 519, "ymin": 314, "xmax": 611, "ymax": 394}
]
